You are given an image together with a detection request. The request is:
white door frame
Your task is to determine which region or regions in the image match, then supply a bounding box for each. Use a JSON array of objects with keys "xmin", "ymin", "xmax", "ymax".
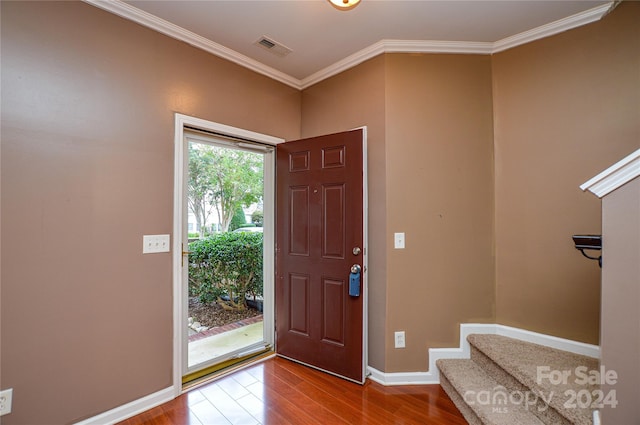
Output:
[{"xmin": 172, "ymin": 113, "xmax": 284, "ymax": 395}]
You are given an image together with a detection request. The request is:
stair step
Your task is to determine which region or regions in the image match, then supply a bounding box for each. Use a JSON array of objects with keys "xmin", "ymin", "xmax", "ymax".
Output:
[
  {"xmin": 437, "ymin": 358, "xmax": 545, "ymax": 425},
  {"xmin": 468, "ymin": 334, "xmax": 598, "ymax": 425}
]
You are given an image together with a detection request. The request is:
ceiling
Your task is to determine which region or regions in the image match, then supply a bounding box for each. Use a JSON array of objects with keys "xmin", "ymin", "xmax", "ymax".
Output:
[{"xmin": 88, "ymin": 0, "xmax": 613, "ymax": 89}]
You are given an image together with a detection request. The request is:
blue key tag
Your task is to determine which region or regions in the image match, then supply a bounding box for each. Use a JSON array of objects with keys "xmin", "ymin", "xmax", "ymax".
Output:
[{"xmin": 349, "ymin": 272, "xmax": 360, "ymax": 297}]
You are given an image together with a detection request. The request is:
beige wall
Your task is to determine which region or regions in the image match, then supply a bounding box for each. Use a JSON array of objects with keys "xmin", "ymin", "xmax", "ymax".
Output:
[
  {"xmin": 600, "ymin": 177, "xmax": 640, "ymax": 424},
  {"xmin": 383, "ymin": 54, "xmax": 495, "ymax": 371},
  {"xmin": 492, "ymin": 1, "xmax": 640, "ymax": 344},
  {"xmin": 0, "ymin": 2, "xmax": 300, "ymax": 424},
  {"xmin": 300, "ymin": 56, "xmax": 388, "ymax": 370},
  {"xmin": 2, "ymin": 0, "xmax": 640, "ymax": 423}
]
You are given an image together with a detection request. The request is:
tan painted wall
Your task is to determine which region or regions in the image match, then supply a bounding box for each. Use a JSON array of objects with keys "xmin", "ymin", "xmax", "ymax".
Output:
[
  {"xmin": 600, "ymin": 177, "xmax": 640, "ymax": 424},
  {"xmin": 492, "ymin": 1, "xmax": 640, "ymax": 344},
  {"xmin": 3, "ymin": 0, "xmax": 640, "ymax": 422},
  {"xmin": 384, "ymin": 54, "xmax": 495, "ymax": 371},
  {"xmin": 0, "ymin": 2, "xmax": 300, "ymax": 424},
  {"xmin": 300, "ymin": 56, "xmax": 388, "ymax": 370}
]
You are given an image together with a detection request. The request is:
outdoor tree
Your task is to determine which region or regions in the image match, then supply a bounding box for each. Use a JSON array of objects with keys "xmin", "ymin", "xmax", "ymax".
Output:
[
  {"xmin": 188, "ymin": 143, "xmax": 263, "ymax": 236},
  {"xmin": 229, "ymin": 205, "xmax": 247, "ymax": 231},
  {"xmin": 188, "ymin": 143, "xmax": 216, "ymax": 238},
  {"xmin": 210, "ymin": 147, "xmax": 262, "ymax": 232},
  {"xmin": 251, "ymin": 210, "xmax": 264, "ymax": 227}
]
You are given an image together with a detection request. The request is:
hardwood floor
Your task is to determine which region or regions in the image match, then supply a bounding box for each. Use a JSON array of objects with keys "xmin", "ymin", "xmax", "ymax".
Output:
[{"xmin": 119, "ymin": 356, "xmax": 468, "ymax": 425}]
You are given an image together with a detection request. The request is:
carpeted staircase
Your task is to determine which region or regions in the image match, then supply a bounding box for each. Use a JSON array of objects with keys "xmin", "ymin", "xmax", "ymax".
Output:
[{"xmin": 437, "ymin": 334, "xmax": 600, "ymax": 425}]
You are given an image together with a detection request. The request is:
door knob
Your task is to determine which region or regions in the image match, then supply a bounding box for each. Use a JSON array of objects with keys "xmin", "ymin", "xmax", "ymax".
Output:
[
  {"xmin": 352, "ymin": 247, "xmax": 361, "ymax": 255},
  {"xmin": 351, "ymin": 264, "xmax": 361, "ymax": 274}
]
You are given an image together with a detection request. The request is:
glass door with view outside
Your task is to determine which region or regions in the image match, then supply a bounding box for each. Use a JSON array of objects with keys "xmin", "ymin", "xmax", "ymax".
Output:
[{"xmin": 184, "ymin": 132, "xmax": 273, "ymax": 378}]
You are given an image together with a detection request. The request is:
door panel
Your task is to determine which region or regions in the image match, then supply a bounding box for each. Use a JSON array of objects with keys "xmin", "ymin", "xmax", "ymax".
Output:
[
  {"xmin": 289, "ymin": 273, "xmax": 310, "ymax": 335},
  {"xmin": 276, "ymin": 129, "xmax": 365, "ymax": 383},
  {"xmin": 322, "ymin": 184, "xmax": 346, "ymax": 259},
  {"xmin": 289, "ymin": 187, "xmax": 310, "ymax": 256},
  {"xmin": 322, "ymin": 278, "xmax": 345, "ymax": 345}
]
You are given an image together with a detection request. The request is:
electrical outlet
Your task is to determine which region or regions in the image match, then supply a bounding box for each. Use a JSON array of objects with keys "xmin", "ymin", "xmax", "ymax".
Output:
[
  {"xmin": 0, "ymin": 388, "xmax": 13, "ymax": 416},
  {"xmin": 394, "ymin": 331, "xmax": 406, "ymax": 348},
  {"xmin": 142, "ymin": 234, "xmax": 171, "ymax": 254}
]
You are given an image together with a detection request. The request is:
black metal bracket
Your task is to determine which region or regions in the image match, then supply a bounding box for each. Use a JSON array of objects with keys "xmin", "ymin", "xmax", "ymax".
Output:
[{"xmin": 572, "ymin": 235, "xmax": 602, "ymax": 268}]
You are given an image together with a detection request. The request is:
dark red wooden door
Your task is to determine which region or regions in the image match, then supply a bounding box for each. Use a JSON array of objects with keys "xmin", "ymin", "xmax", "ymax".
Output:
[{"xmin": 276, "ymin": 129, "xmax": 365, "ymax": 383}]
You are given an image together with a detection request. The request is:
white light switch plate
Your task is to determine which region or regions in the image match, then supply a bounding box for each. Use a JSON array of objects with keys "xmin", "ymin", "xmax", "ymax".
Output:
[
  {"xmin": 394, "ymin": 232, "xmax": 405, "ymax": 249},
  {"xmin": 143, "ymin": 234, "xmax": 171, "ymax": 254}
]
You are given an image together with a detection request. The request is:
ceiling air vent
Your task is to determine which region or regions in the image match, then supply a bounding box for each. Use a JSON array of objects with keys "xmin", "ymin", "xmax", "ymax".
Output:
[
  {"xmin": 254, "ymin": 36, "xmax": 292, "ymax": 57},
  {"xmin": 258, "ymin": 38, "xmax": 276, "ymax": 49}
]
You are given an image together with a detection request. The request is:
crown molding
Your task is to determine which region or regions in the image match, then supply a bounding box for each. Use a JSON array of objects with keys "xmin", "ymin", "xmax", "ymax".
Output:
[
  {"xmin": 581, "ymin": 149, "xmax": 640, "ymax": 198},
  {"xmin": 83, "ymin": 0, "xmax": 613, "ymax": 91},
  {"xmin": 492, "ymin": 2, "xmax": 613, "ymax": 53},
  {"xmin": 83, "ymin": 0, "xmax": 301, "ymax": 89},
  {"xmin": 300, "ymin": 39, "xmax": 493, "ymax": 89},
  {"xmin": 303, "ymin": 3, "xmax": 611, "ymax": 88}
]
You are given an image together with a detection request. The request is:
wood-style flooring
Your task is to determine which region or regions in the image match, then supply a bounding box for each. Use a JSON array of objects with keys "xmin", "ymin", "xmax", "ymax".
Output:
[{"xmin": 119, "ymin": 356, "xmax": 468, "ymax": 425}]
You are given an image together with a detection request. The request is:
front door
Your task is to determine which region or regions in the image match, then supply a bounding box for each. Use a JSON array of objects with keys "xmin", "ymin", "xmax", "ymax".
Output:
[{"xmin": 275, "ymin": 129, "xmax": 367, "ymax": 383}]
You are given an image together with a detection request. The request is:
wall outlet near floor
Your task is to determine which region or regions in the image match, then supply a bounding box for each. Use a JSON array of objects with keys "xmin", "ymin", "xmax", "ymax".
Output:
[
  {"xmin": 394, "ymin": 331, "xmax": 406, "ymax": 348},
  {"xmin": 0, "ymin": 388, "xmax": 13, "ymax": 416}
]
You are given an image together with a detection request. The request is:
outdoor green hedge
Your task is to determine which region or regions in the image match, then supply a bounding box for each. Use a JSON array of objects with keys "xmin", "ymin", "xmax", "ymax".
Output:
[{"xmin": 188, "ymin": 232, "xmax": 263, "ymax": 309}]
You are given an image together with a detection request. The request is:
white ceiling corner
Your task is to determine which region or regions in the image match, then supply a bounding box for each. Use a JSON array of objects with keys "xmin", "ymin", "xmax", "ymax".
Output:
[
  {"xmin": 492, "ymin": 2, "xmax": 612, "ymax": 53},
  {"xmin": 83, "ymin": 0, "xmax": 613, "ymax": 90},
  {"xmin": 84, "ymin": 0, "xmax": 300, "ymax": 88}
]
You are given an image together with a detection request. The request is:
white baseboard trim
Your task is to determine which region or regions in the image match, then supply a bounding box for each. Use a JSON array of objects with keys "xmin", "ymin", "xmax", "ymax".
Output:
[
  {"xmin": 74, "ymin": 386, "xmax": 175, "ymax": 425},
  {"xmin": 367, "ymin": 323, "xmax": 600, "ymax": 386},
  {"xmin": 493, "ymin": 324, "xmax": 600, "ymax": 358},
  {"xmin": 367, "ymin": 366, "xmax": 439, "ymax": 386}
]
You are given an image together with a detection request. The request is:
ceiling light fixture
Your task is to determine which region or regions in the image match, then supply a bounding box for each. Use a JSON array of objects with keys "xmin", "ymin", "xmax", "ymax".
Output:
[{"xmin": 328, "ymin": 0, "xmax": 360, "ymax": 11}]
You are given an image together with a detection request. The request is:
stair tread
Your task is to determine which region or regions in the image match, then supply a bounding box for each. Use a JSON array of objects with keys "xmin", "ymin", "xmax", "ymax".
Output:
[
  {"xmin": 468, "ymin": 334, "xmax": 598, "ymax": 424},
  {"xmin": 437, "ymin": 358, "xmax": 546, "ymax": 425}
]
